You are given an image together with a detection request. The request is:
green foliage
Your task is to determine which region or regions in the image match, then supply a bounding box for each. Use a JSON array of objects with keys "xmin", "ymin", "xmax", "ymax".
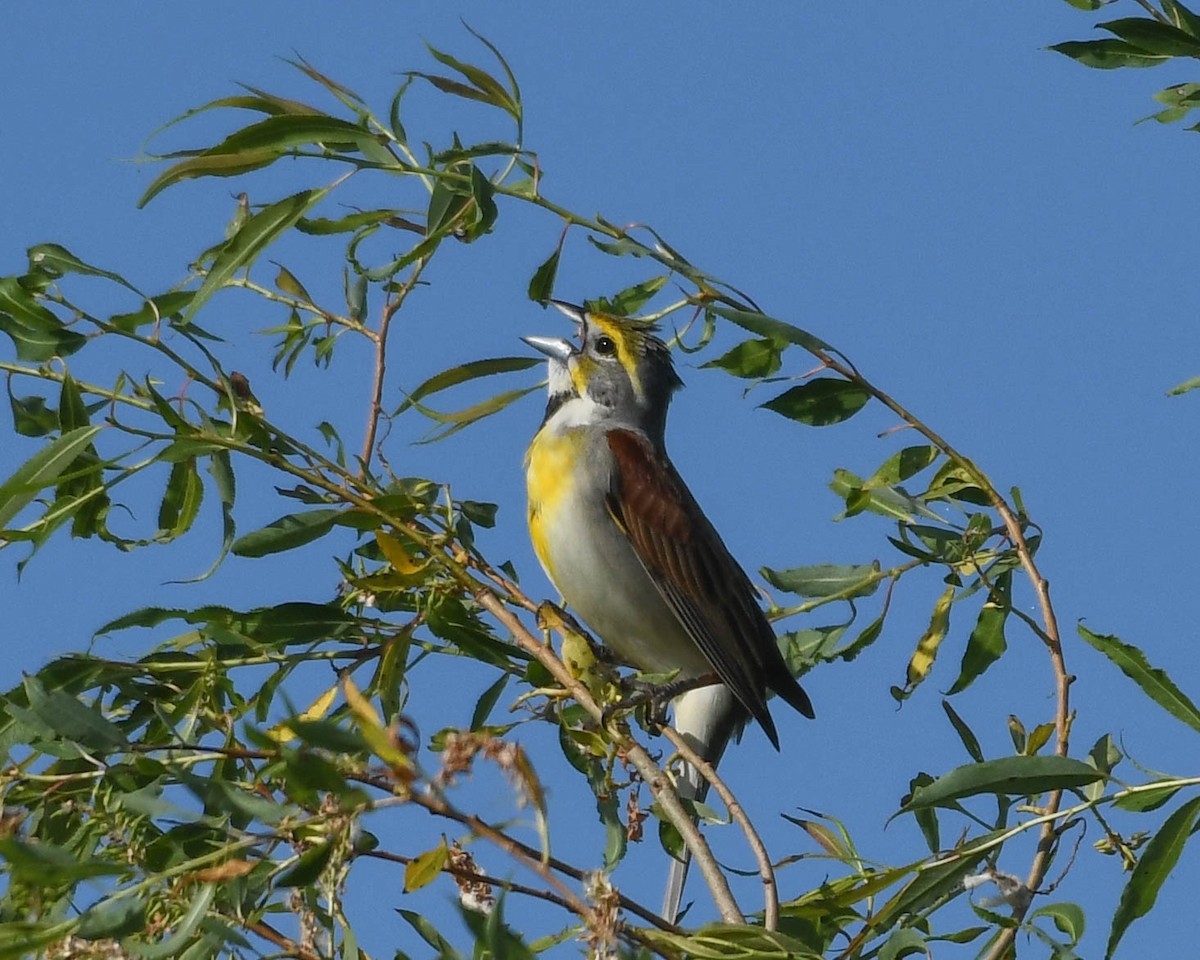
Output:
[{"xmin": 0, "ymin": 20, "xmax": 1197, "ymax": 960}]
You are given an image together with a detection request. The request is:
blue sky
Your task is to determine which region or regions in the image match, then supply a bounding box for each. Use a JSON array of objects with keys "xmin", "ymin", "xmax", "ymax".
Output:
[{"xmin": 3, "ymin": 3, "xmax": 1199, "ymax": 956}]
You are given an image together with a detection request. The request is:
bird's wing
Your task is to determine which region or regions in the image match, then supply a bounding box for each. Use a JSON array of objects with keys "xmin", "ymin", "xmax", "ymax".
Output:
[{"xmin": 603, "ymin": 429, "xmax": 813, "ymax": 742}]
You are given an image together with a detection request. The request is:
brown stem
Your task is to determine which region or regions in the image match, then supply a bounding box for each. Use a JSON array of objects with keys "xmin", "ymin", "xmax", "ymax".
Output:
[
  {"xmin": 659, "ymin": 725, "xmax": 778, "ymax": 930},
  {"xmin": 360, "ymin": 256, "xmax": 430, "ymax": 472},
  {"xmin": 473, "ymin": 590, "xmax": 745, "ymax": 924},
  {"xmin": 365, "ymin": 847, "xmax": 678, "ymax": 934},
  {"xmin": 246, "ymin": 920, "xmax": 319, "ymax": 960},
  {"xmin": 796, "ymin": 347, "xmax": 1070, "ymax": 954}
]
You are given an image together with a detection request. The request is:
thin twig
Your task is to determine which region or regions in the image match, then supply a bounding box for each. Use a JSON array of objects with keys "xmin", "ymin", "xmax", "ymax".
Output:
[
  {"xmin": 365, "ymin": 847, "xmax": 679, "ymax": 934},
  {"xmin": 660, "ymin": 725, "xmax": 779, "ymax": 930},
  {"xmin": 473, "ymin": 589, "xmax": 745, "ymax": 924},
  {"xmin": 360, "ymin": 255, "xmax": 430, "ymax": 472}
]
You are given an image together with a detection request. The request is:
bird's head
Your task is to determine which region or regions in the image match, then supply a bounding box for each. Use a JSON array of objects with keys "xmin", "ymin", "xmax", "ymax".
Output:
[{"xmin": 524, "ymin": 301, "xmax": 683, "ymax": 441}]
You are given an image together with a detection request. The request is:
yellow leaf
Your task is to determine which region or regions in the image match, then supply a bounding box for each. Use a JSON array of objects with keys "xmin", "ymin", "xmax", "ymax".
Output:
[
  {"xmin": 192, "ymin": 859, "xmax": 257, "ymax": 883},
  {"xmin": 905, "ymin": 585, "xmax": 955, "ymax": 690},
  {"xmin": 376, "ymin": 530, "xmax": 428, "ymax": 575},
  {"xmin": 266, "ymin": 681, "xmax": 340, "ymax": 743},
  {"xmin": 342, "ymin": 675, "xmax": 382, "ymax": 729},
  {"xmin": 404, "ymin": 838, "xmax": 448, "ymax": 893}
]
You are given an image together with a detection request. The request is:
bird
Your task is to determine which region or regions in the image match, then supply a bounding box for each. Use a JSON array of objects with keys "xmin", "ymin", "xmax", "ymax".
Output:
[{"xmin": 523, "ymin": 300, "xmax": 814, "ymax": 922}]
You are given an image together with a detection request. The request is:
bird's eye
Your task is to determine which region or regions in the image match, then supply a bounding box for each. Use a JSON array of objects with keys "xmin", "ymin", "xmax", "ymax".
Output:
[{"xmin": 594, "ymin": 335, "xmax": 616, "ymax": 356}]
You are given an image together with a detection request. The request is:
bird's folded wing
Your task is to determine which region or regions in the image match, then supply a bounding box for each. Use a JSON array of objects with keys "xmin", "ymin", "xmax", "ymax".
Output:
[{"xmin": 603, "ymin": 428, "xmax": 781, "ymax": 739}]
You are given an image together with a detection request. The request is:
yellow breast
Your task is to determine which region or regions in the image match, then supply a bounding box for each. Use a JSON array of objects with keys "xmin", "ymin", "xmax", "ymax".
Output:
[{"xmin": 525, "ymin": 428, "xmax": 584, "ymax": 581}]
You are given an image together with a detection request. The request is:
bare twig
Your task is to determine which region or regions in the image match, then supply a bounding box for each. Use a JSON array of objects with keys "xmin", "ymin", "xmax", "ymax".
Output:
[
  {"xmin": 660, "ymin": 725, "xmax": 779, "ymax": 930},
  {"xmin": 360, "ymin": 255, "xmax": 430, "ymax": 472},
  {"xmin": 473, "ymin": 589, "xmax": 745, "ymax": 924}
]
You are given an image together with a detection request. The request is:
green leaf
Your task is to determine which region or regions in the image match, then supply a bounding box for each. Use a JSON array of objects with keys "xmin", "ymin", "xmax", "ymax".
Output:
[
  {"xmin": 1058, "ymin": 0, "xmax": 1107, "ymax": 9},
  {"xmin": 1106, "ymin": 796, "xmax": 1200, "ymax": 959},
  {"xmin": 1167, "ymin": 374, "xmax": 1200, "ymax": 396},
  {"xmin": 0, "ymin": 278, "xmax": 87, "ymax": 360},
  {"xmin": 397, "ymin": 909, "xmax": 466, "ymax": 960},
  {"xmin": 527, "ymin": 240, "xmax": 563, "ymax": 303},
  {"xmin": 137, "ymin": 150, "xmax": 281, "ymax": 207},
  {"xmin": 1163, "ymin": 0, "xmax": 1200, "ymax": 37},
  {"xmin": 425, "ymin": 42, "xmax": 520, "ymax": 119},
  {"xmin": 1114, "ymin": 782, "xmax": 1184, "ymax": 813},
  {"xmin": 904, "ymin": 756, "xmax": 1103, "ymax": 811},
  {"xmin": 941, "ymin": 700, "xmax": 985, "ymax": 763},
  {"xmin": 110, "ymin": 291, "xmax": 196, "ymax": 332},
  {"xmin": 0, "ymin": 837, "xmax": 125, "ymax": 883},
  {"xmin": 76, "ymin": 897, "xmax": 147, "ymax": 939},
  {"xmin": 8, "ymin": 393, "xmax": 58, "ymax": 437},
  {"xmin": 1048, "ymin": 39, "xmax": 1169, "ymax": 69},
  {"xmin": 700, "ymin": 338, "xmax": 784, "ymax": 379},
  {"xmin": 277, "ymin": 841, "xmax": 334, "ymax": 888},
  {"xmin": 404, "ymin": 839, "xmax": 449, "ymax": 893},
  {"xmin": 133, "ymin": 883, "xmax": 215, "ymax": 960},
  {"xmin": 709, "ymin": 304, "xmax": 831, "ymax": 352},
  {"xmin": 1032, "ymin": 902, "xmax": 1085, "ymax": 945},
  {"xmin": 908, "ymin": 773, "xmax": 940, "ymax": 853},
  {"xmin": 588, "ymin": 275, "xmax": 669, "ymax": 316},
  {"xmin": 0, "ymin": 425, "xmax": 103, "ymax": 529},
  {"xmin": 393, "ymin": 356, "xmax": 540, "ymax": 416},
  {"xmin": 157, "ymin": 458, "xmax": 204, "ymax": 541},
  {"xmin": 761, "ymin": 562, "xmax": 880, "ymax": 599},
  {"xmin": 762, "ymin": 378, "xmax": 870, "ymax": 426},
  {"xmin": 1077, "ymin": 624, "xmax": 1200, "ymax": 733},
  {"xmin": 27, "ymin": 242, "xmax": 141, "ymax": 293},
  {"xmin": 866, "ymin": 445, "xmax": 940, "ymax": 487},
  {"xmin": 184, "ymin": 188, "xmax": 327, "ymax": 324},
  {"xmin": 412, "ymin": 385, "xmax": 541, "ymax": 443},
  {"xmin": 945, "ymin": 572, "xmax": 1010, "ymax": 695},
  {"xmin": 470, "ymin": 674, "xmax": 509, "ymax": 730},
  {"xmin": 879, "ymin": 927, "xmax": 929, "ymax": 960},
  {"xmin": 1099, "ymin": 17, "xmax": 1200, "ymax": 56},
  {"xmin": 23, "ymin": 674, "xmax": 127, "ymax": 750},
  {"xmin": 230, "ymin": 508, "xmax": 345, "ymax": 558}
]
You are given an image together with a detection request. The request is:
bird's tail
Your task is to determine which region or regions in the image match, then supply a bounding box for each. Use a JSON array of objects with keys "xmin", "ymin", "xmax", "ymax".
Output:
[{"xmin": 660, "ymin": 684, "xmax": 741, "ymax": 924}]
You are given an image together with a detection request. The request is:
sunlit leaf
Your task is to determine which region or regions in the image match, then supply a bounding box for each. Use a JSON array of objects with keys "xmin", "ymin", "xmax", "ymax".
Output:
[
  {"xmin": 893, "ymin": 585, "xmax": 954, "ymax": 702},
  {"xmin": 866, "ymin": 445, "xmax": 940, "ymax": 487},
  {"xmin": 700, "ymin": 338, "xmax": 784, "ymax": 379},
  {"xmin": 404, "ymin": 839, "xmax": 449, "ymax": 893},
  {"xmin": 156, "ymin": 458, "xmax": 204, "ymax": 541},
  {"xmin": 0, "ymin": 425, "xmax": 102, "ymax": 529}
]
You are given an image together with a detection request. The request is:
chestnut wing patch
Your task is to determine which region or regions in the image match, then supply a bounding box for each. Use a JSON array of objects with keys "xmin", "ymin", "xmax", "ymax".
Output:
[{"xmin": 604, "ymin": 428, "xmax": 784, "ymax": 740}]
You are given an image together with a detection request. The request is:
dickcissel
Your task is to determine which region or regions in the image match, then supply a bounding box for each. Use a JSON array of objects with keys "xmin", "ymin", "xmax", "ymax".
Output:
[{"xmin": 524, "ymin": 301, "xmax": 814, "ymax": 921}]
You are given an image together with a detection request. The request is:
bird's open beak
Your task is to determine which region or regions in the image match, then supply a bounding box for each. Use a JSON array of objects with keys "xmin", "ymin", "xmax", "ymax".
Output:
[
  {"xmin": 546, "ymin": 300, "xmax": 587, "ymax": 327},
  {"xmin": 522, "ymin": 335, "xmax": 575, "ymax": 362}
]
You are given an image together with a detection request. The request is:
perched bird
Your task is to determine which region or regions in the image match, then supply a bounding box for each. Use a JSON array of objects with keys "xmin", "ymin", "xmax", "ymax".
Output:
[{"xmin": 523, "ymin": 301, "xmax": 814, "ymax": 921}]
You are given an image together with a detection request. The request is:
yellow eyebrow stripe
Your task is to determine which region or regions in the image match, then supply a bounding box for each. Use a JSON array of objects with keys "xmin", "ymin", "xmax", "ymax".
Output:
[{"xmin": 592, "ymin": 316, "xmax": 643, "ymax": 399}]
